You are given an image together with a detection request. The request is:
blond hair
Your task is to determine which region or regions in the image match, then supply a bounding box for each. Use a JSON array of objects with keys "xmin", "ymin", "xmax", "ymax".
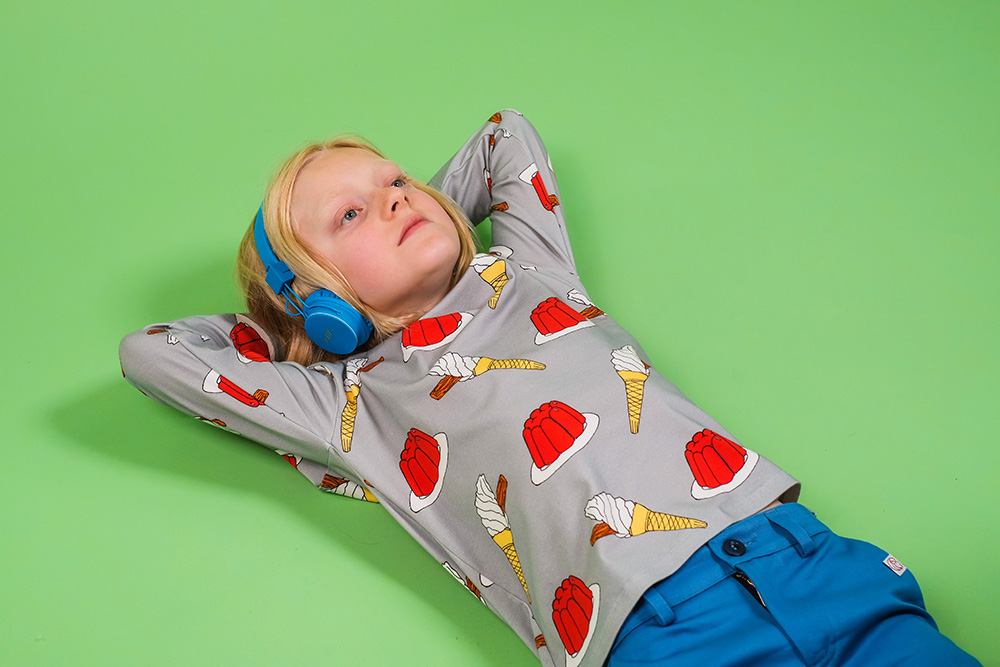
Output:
[{"xmin": 236, "ymin": 136, "xmax": 477, "ymax": 365}]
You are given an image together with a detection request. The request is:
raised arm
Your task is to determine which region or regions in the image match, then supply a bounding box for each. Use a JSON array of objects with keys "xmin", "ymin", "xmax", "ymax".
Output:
[
  {"xmin": 119, "ymin": 314, "xmax": 352, "ymax": 477},
  {"xmin": 430, "ymin": 110, "xmax": 577, "ymax": 273}
]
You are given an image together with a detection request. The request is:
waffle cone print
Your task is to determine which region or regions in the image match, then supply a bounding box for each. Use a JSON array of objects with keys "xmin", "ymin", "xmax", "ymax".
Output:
[
  {"xmin": 341, "ymin": 386, "xmax": 360, "ymax": 451},
  {"xmin": 523, "ymin": 401, "xmax": 600, "ymax": 485},
  {"xmin": 475, "ymin": 474, "xmax": 531, "ymax": 601},
  {"xmin": 585, "ymin": 493, "xmax": 707, "ymax": 545},
  {"xmin": 685, "ymin": 428, "xmax": 759, "ymax": 499},
  {"xmin": 552, "ymin": 575, "xmax": 599, "ymax": 667}
]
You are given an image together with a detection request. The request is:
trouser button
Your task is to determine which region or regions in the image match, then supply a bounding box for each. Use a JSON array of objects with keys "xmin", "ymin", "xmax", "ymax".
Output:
[{"xmin": 722, "ymin": 538, "xmax": 747, "ymax": 556}]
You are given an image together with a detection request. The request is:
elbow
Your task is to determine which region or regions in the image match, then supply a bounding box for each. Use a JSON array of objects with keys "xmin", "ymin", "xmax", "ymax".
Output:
[
  {"xmin": 496, "ymin": 108, "xmax": 537, "ymax": 131},
  {"xmin": 119, "ymin": 325, "xmax": 168, "ymax": 395}
]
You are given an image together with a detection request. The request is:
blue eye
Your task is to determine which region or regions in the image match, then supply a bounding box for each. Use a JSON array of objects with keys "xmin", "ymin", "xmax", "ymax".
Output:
[
  {"xmin": 391, "ymin": 177, "xmax": 405, "ymax": 187},
  {"xmin": 342, "ymin": 209, "xmax": 358, "ymax": 224}
]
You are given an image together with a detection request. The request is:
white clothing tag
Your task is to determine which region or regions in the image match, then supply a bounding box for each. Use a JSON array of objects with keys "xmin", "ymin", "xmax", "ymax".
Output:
[{"xmin": 883, "ymin": 554, "xmax": 907, "ymax": 576}]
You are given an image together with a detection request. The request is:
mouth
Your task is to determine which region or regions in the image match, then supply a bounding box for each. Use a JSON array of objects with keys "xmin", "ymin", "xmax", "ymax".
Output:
[{"xmin": 399, "ymin": 215, "xmax": 429, "ymax": 245}]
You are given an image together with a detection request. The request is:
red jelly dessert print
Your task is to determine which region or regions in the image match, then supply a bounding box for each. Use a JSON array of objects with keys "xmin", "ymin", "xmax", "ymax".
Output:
[
  {"xmin": 552, "ymin": 575, "xmax": 593, "ymax": 657},
  {"xmin": 530, "ymin": 297, "xmax": 586, "ymax": 336},
  {"xmin": 523, "ymin": 401, "xmax": 587, "ymax": 468},
  {"xmin": 685, "ymin": 429, "xmax": 748, "ymax": 488},
  {"xmin": 399, "ymin": 428, "xmax": 441, "ymax": 498},
  {"xmin": 230, "ymin": 322, "xmax": 270, "ymax": 362},
  {"xmin": 402, "ymin": 312, "xmax": 463, "ymax": 348}
]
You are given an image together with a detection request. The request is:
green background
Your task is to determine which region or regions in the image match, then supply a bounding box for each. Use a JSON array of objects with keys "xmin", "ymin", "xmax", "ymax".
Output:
[{"xmin": 3, "ymin": 1, "xmax": 997, "ymax": 664}]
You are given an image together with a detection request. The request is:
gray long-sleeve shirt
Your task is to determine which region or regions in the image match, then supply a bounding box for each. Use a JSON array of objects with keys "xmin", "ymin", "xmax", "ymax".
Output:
[{"xmin": 120, "ymin": 111, "xmax": 799, "ymax": 667}]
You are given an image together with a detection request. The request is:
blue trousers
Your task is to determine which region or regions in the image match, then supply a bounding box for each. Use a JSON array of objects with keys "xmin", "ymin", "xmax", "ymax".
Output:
[{"xmin": 607, "ymin": 503, "xmax": 980, "ymax": 666}]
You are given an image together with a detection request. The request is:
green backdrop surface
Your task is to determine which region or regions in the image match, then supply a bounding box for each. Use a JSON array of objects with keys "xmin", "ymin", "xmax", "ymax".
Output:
[{"xmin": 2, "ymin": 2, "xmax": 997, "ymax": 665}]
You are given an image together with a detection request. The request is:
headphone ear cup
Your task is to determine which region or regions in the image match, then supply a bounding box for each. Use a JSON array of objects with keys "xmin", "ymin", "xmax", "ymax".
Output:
[{"xmin": 299, "ymin": 289, "xmax": 374, "ymax": 355}]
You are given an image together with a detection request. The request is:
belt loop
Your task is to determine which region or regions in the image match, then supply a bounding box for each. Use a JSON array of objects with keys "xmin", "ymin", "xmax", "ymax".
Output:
[
  {"xmin": 642, "ymin": 584, "xmax": 677, "ymax": 626},
  {"xmin": 766, "ymin": 509, "xmax": 816, "ymax": 557}
]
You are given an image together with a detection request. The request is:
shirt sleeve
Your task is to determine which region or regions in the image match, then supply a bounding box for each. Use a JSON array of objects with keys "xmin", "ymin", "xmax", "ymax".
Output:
[
  {"xmin": 429, "ymin": 109, "xmax": 577, "ymax": 274},
  {"xmin": 118, "ymin": 314, "xmax": 356, "ymax": 482}
]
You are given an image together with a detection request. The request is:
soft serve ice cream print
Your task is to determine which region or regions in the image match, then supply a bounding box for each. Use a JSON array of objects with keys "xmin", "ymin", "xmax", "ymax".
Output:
[
  {"xmin": 586, "ymin": 493, "xmax": 707, "ymax": 544},
  {"xmin": 475, "ymin": 474, "xmax": 532, "ymax": 601},
  {"xmin": 609, "ymin": 346, "xmax": 649, "ymax": 435},
  {"xmin": 428, "ymin": 351, "xmax": 545, "ymax": 399}
]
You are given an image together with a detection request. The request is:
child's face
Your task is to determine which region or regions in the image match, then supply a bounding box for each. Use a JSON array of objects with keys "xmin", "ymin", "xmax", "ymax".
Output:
[{"xmin": 291, "ymin": 148, "xmax": 461, "ymax": 319}]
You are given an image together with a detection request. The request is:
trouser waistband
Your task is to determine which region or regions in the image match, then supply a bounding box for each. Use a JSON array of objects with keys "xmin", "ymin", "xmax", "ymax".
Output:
[{"xmin": 617, "ymin": 503, "xmax": 829, "ymax": 639}]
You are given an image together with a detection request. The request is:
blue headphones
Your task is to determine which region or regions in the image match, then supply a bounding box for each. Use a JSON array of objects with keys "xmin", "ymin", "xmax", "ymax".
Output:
[{"xmin": 254, "ymin": 206, "xmax": 373, "ymax": 354}]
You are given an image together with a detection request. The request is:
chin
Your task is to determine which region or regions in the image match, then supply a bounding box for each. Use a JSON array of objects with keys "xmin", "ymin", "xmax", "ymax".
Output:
[{"xmin": 416, "ymin": 233, "xmax": 462, "ymax": 272}]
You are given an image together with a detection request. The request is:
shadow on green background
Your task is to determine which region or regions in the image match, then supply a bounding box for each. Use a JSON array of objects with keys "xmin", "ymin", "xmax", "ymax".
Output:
[
  {"xmin": 2, "ymin": 1, "xmax": 996, "ymax": 665},
  {"xmin": 51, "ymin": 383, "xmax": 522, "ymax": 665}
]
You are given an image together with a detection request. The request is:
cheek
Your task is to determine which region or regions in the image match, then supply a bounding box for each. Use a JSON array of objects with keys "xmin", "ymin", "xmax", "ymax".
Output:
[
  {"xmin": 324, "ymin": 236, "xmax": 379, "ymax": 286},
  {"xmin": 436, "ymin": 209, "xmax": 462, "ymax": 253},
  {"xmin": 342, "ymin": 250, "xmax": 387, "ymax": 287}
]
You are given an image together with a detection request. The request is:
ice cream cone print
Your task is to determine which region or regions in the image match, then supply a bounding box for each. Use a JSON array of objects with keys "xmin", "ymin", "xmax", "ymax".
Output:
[
  {"xmin": 585, "ymin": 492, "xmax": 707, "ymax": 544},
  {"xmin": 476, "ymin": 256, "xmax": 509, "ymax": 309},
  {"xmin": 611, "ymin": 346, "xmax": 649, "ymax": 434},
  {"xmin": 476, "ymin": 474, "xmax": 530, "ymax": 601},
  {"xmin": 320, "ymin": 474, "xmax": 379, "ymax": 502},
  {"xmin": 338, "ymin": 356, "xmax": 383, "ymax": 452},
  {"xmin": 429, "ymin": 352, "xmax": 544, "ymax": 399}
]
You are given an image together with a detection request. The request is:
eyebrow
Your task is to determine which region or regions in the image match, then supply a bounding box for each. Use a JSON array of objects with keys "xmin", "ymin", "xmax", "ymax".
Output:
[{"xmin": 314, "ymin": 158, "xmax": 401, "ymax": 221}]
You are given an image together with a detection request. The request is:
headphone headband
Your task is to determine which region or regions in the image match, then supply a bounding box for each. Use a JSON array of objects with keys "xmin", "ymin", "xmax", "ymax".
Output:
[
  {"xmin": 254, "ymin": 207, "xmax": 296, "ymax": 295},
  {"xmin": 252, "ymin": 205, "xmax": 373, "ymax": 355}
]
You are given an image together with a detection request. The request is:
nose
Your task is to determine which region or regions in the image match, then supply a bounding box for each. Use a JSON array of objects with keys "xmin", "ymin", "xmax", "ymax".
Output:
[{"xmin": 383, "ymin": 185, "xmax": 407, "ymax": 217}]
